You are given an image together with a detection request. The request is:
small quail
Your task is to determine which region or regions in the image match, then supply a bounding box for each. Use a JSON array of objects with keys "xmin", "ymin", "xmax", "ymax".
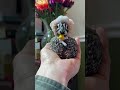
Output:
[
  {"xmin": 50, "ymin": 16, "xmax": 78, "ymax": 59},
  {"xmin": 85, "ymin": 27, "xmax": 103, "ymax": 76}
]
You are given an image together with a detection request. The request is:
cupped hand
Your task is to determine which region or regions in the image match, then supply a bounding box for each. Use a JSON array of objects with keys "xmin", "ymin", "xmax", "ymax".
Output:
[
  {"xmin": 85, "ymin": 27, "xmax": 111, "ymax": 90},
  {"xmin": 36, "ymin": 37, "xmax": 81, "ymax": 87}
]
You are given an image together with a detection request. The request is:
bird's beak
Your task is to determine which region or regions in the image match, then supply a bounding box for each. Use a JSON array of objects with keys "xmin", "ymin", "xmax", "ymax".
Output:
[{"xmin": 58, "ymin": 34, "xmax": 65, "ymax": 40}]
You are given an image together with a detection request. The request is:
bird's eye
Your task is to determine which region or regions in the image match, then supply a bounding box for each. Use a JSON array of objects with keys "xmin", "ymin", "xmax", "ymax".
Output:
[
  {"xmin": 55, "ymin": 25, "xmax": 58, "ymax": 29},
  {"xmin": 56, "ymin": 25, "xmax": 59, "ymax": 32},
  {"xmin": 56, "ymin": 25, "xmax": 58, "ymax": 28}
]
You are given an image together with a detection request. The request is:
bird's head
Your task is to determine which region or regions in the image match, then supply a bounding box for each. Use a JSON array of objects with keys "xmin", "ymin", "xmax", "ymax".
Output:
[
  {"xmin": 50, "ymin": 15, "xmax": 74, "ymax": 40},
  {"xmin": 56, "ymin": 22, "xmax": 68, "ymax": 40}
]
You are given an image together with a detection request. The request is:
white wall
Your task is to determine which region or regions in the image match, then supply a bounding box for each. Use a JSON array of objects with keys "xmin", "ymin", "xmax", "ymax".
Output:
[{"xmin": 67, "ymin": 0, "xmax": 85, "ymax": 37}]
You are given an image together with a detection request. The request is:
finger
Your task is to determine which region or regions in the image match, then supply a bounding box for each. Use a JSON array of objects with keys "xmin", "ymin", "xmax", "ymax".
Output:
[
  {"xmin": 96, "ymin": 27, "xmax": 109, "ymax": 50},
  {"xmin": 75, "ymin": 37, "xmax": 81, "ymax": 60},
  {"xmin": 96, "ymin": 27, "xmax": 110, "ymax": 80},
  {"xmin": 21, "ymin": 39, "xmax": 35, "ymax": 55},
  {"xmin": 44, "ymin": 43, "xmax": 51, "ymax": 49},
  {"xmin": 96, "ymin": 28, "xmax": 110, "ymax": 64},
  {"xmin": 40, "ymin": 43, "xmax": 60, "ymax": 62}
]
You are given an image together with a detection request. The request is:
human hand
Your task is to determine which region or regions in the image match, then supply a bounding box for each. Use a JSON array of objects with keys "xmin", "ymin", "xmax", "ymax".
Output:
[
  {"xmin": 36, "ymin": 37, "xmax": 81, "ymax": 87},
  {"xmin": 13, "ymin": 40, "xmax": 35, "ymax": 75},
  {"xmin": 85, "ymin": 27, "xmax": 110, "ymax": 90},
  {"xmin": 13, "ymin": 40, "xmax": 36, "ymax": 90}
]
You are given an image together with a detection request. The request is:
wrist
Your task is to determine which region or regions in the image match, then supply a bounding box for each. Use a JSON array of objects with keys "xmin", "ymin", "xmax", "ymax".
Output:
[{"xmin": 36, "ymin": 64, "xmax": 68, "ymax": 87}]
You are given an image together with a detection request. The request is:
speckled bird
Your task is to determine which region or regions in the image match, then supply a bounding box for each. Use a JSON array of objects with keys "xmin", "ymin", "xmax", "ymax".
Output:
[
  {"xmin": 50, "ymin": 15, "xmax": 78, "ymax": 59},
  {"xmin": 85, "ymin": 26, "xmax": 102, "ymax": 76}
]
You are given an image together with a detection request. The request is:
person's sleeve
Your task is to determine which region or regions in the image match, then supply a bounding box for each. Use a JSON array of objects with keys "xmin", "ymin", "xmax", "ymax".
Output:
[{"xmin": 35, "ymin": 75, "xmax": 70, "ymax": 90}]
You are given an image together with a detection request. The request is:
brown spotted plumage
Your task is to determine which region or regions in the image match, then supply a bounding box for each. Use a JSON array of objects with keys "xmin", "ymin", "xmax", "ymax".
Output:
[
  {"xmin": 85, "ymin": 27, "xmax": 102, "ymax": 76},
  {"xmin": 50, "ymin": 16, "xmax": 78, "ymax": 59},
  {"xmin": 50, "ymin": 36, "xmax": 77, "ymax": 59}
]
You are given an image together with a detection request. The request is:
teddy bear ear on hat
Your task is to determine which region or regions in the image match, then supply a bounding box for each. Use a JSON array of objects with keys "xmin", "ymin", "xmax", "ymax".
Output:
[
  {"xmin": 50, "ymin": 19, "xmax": 57, "ymax": 35},
  {"xmin": 69, "ymin": 19, "xmax": 74, "ymax": 25},
  {"xmin": 67, "ymin": 18, "xmax": 74, "ymax": 36}
]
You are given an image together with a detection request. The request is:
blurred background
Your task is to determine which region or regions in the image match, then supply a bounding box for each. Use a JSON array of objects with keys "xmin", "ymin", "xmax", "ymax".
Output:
[
  {"xmin": 86, "ymin": 0, "xmax": 120, "ymax": 90},
  {"xmin": 0, "ymin": 0, "xmax": 34, "ymax": 90},
  {"xmin": 0, "ymin": 0, "xmax": 85, "ymax": 90},
  {"xmin": 1, "ymin": 0, "xmax": 120, "ymax": 90}
]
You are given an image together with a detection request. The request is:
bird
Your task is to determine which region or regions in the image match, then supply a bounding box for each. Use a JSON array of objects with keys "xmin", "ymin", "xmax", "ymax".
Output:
[
  {"xmin": 50, "ymin": 15, "xmax": 78, "ymax": 59},
  {"xmin": 85, "ymin": 26, "xmax": 102, "ymax": 76}
]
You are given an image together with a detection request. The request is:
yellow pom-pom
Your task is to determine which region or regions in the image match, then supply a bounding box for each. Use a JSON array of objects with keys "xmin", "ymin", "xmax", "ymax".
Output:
[{"xmin": 58, "ymin": 34, "xmax": 65, "ymax": 40}]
